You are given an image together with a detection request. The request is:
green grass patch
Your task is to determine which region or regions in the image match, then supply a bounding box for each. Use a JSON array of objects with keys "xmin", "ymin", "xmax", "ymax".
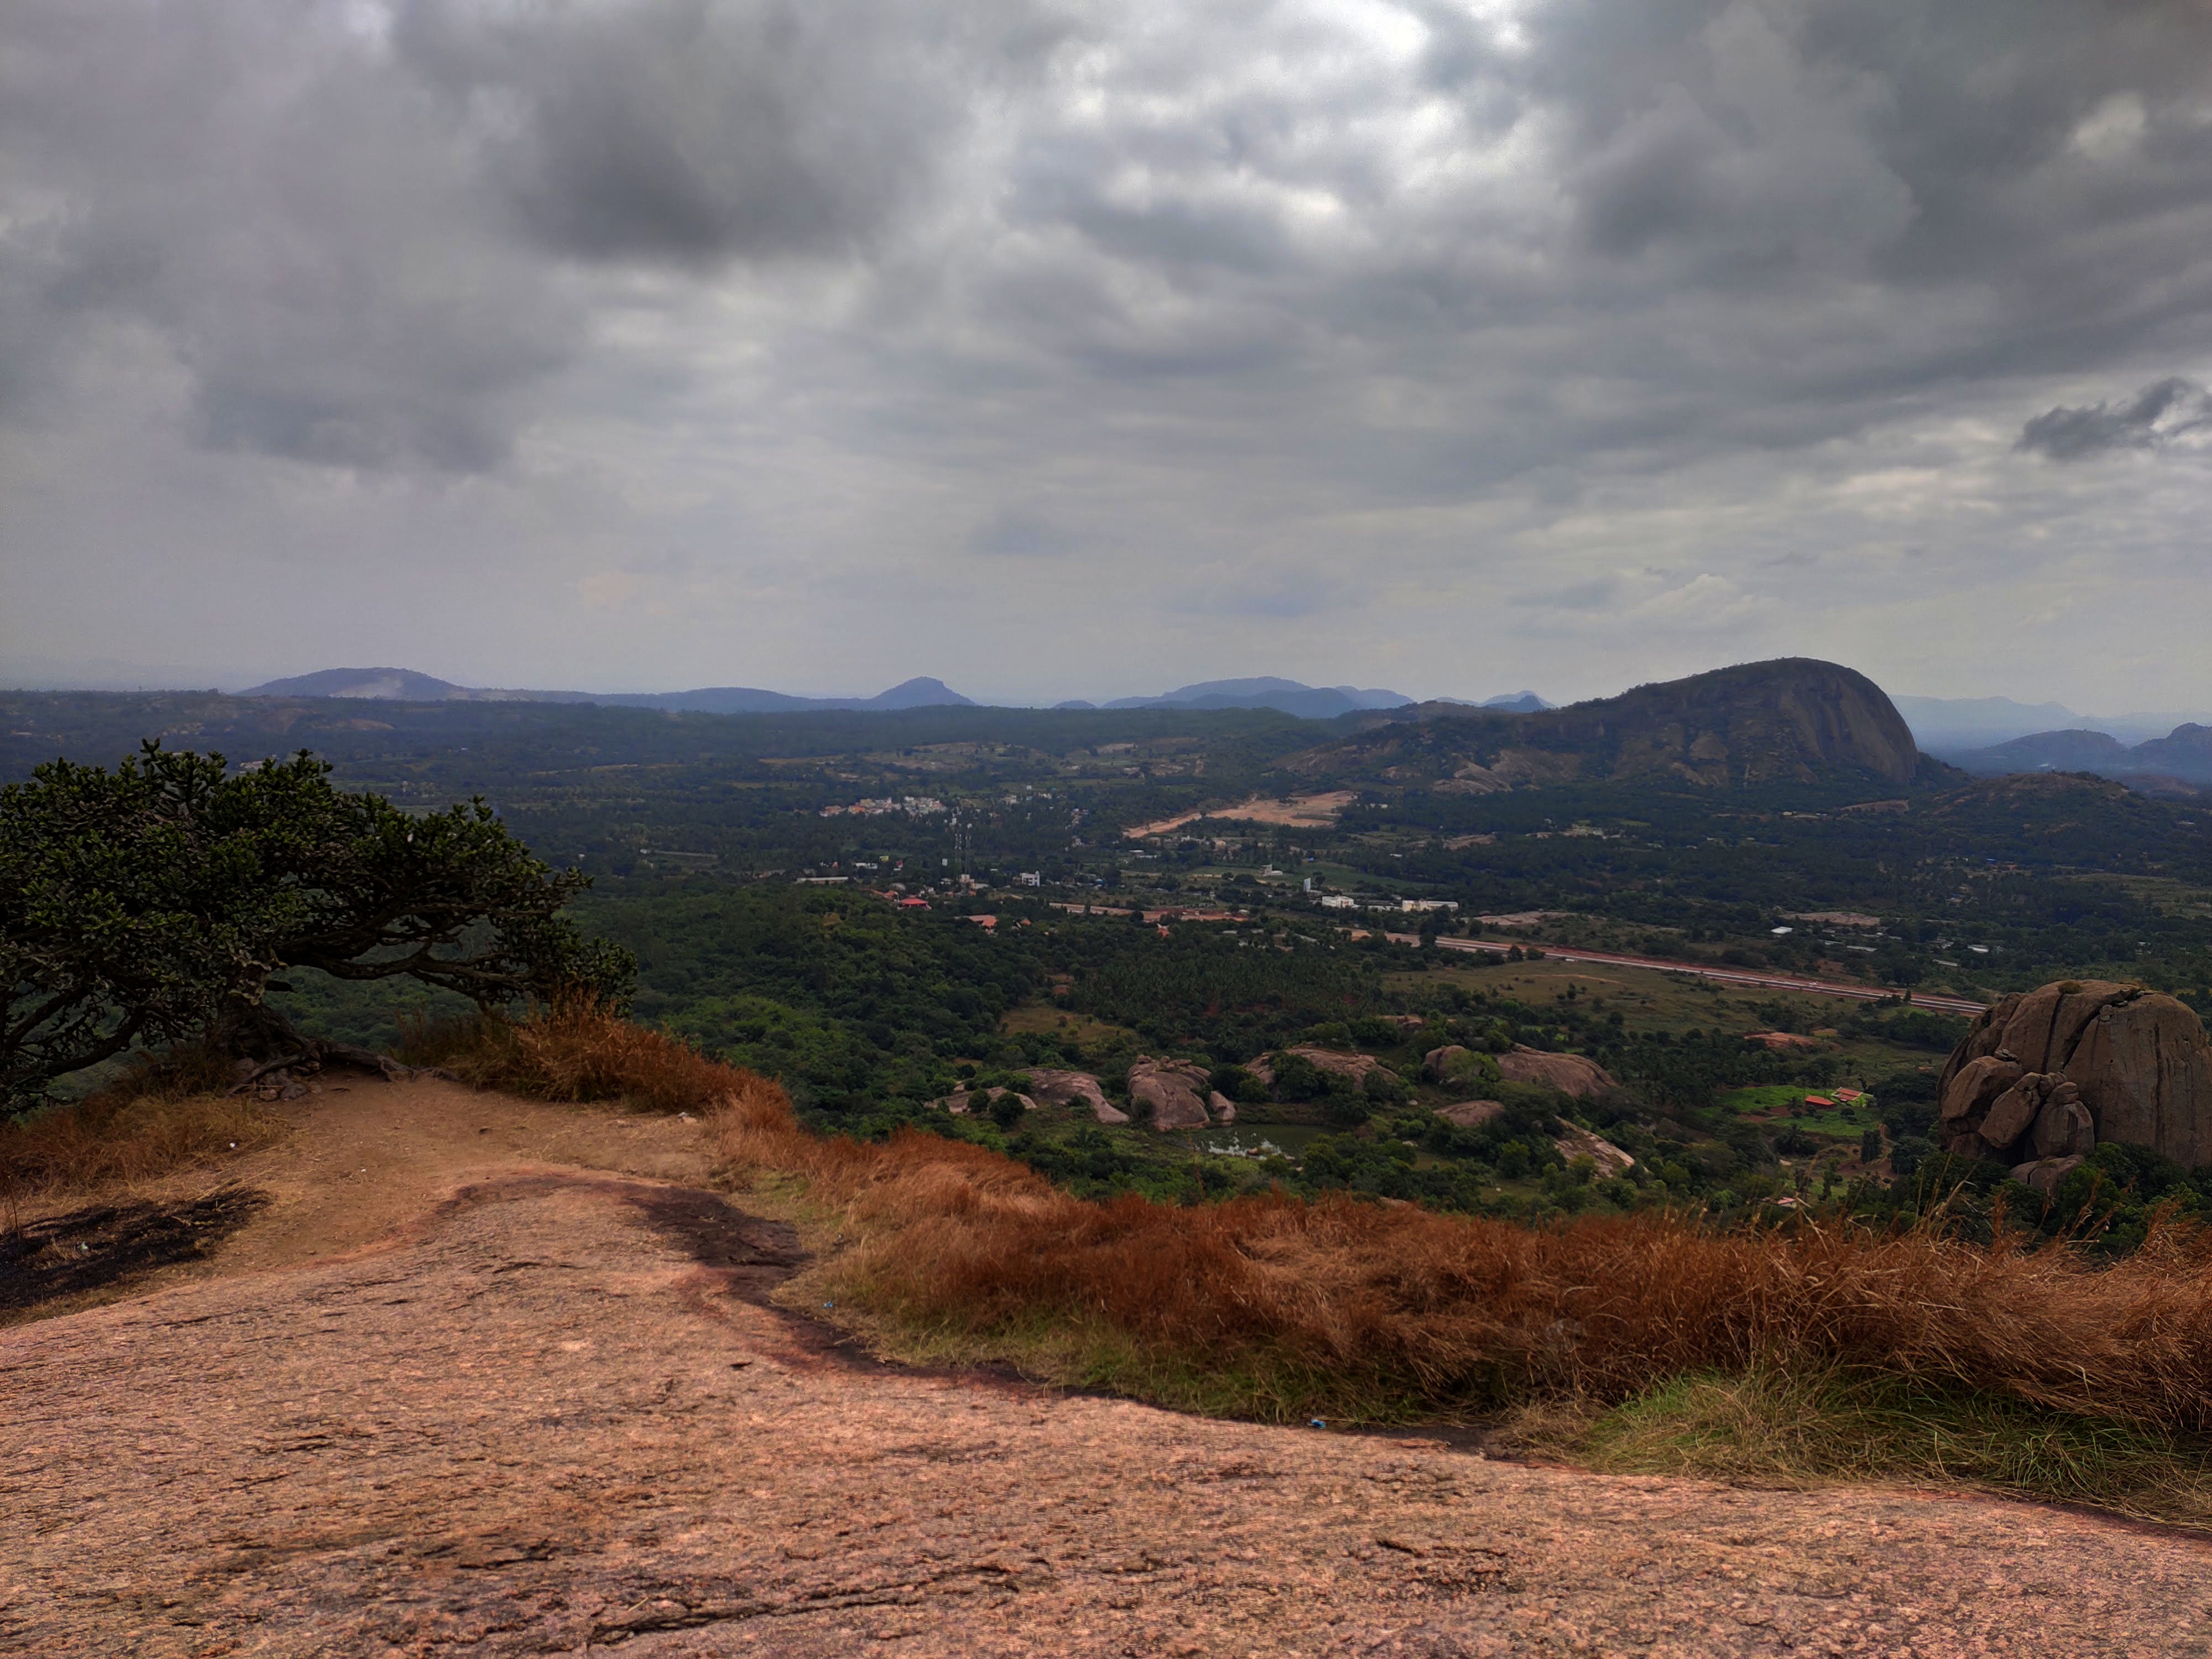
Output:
[
  {"xmin": 1719, "ymin": 1083, "xmax": 1871, "ymax": 1139},
  {"xmin": 1548, "ymin": 1368, "xmax": 2212, "ymax": 1531}
]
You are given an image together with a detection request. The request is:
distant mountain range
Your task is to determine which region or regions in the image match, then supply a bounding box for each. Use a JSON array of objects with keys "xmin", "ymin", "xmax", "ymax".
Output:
[
  {"xmin": 241, "ymin": 669, "xmax": 1553, "ymax": 719},
  {"xmin": 240, "ymin": 669, "xmax": 974, "ymax": 714},
  {"xmin": 1896, "ymin": 693, "xmax": 2212, "ymax": 752},
  {"xmin": 1053, "ymin": 677, "xmax": 1419, "ymax": 719},
  {"xmin": 1950, "ymin": 724, "xmax": 2212, "ymax": 791}
]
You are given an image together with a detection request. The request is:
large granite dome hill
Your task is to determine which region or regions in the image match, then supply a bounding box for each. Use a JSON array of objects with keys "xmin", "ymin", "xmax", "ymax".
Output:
[{"xmin": 1284, "ymin": 658, "xmax": 1922, "ymax": 792}]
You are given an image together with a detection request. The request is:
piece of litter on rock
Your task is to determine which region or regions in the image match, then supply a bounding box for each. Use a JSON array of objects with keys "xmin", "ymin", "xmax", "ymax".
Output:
[
  {"xmin": 680, "ymin": 1112, "xmax": 692, "ymax": 1121},
  {"xmin": 823, "ymin": 1301, "xmax": 835, "ymax": 1309},
  {"xmin": 1310, "ymin": 1419, "xmax": 1327, "ymax": 1429}
]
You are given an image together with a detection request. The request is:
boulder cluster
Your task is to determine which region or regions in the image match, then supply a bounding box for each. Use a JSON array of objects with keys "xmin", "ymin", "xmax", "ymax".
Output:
[
  {"xmin": 1126, "ymin": 1057, "xmax": 1235, "ymax": 1132},
  {"xmin": 1024, "ymin": 1068, "xmax": 1127, "ymax": 1124},
  {"xmin": 1937, "ymin": 979, "xmax": 2212, "ymax": 1187}
]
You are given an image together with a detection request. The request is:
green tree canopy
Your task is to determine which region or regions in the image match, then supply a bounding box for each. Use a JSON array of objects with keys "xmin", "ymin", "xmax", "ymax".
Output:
[{"xmin": 2, "ymin": 743, "xmax": 632, "ymax": 1102}]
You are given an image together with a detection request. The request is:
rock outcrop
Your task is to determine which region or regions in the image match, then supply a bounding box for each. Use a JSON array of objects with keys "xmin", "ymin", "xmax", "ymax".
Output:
[
  {"xmin": 1024, "ymin": 1068, "xmax": 1128, "ymax": 1125},
  {"xmin": 1496, "ymin": 1046, "xmax": 1617, "ymax": 1100},
  {"xmin": 1937, "ymin": 981, "xmax": 2212, "ymax": 1169},
  {"xmin": 1245, "ymin": 1047, "xmax": 1389, "ymax": 1088},
  {"xmin": 1554, "ymin": 1124, "xmax": 1635, "ymax": 1177},
  {"xmin": 1424, "ymin": 1044, "xmax": 1472, "ymax": 1080},
  {"xmin": 930, "ymin": 1087, "xmax": 1037, "ymax": 1117},
  {"xmin": 1436, "ymin": 1100, "xmax": 1505, "ymax": 1130},
  {"xmin": 1423, "ymin": 1045, "xmax": 1503, "ymax": 1088},
  {"xmin": 1128, "ymin": 1057, "xmax": 1215, "ymax": 1131},
  {"xmin": 1283, "ymin": 659, "xmax": 1922, "ymax": 792}
]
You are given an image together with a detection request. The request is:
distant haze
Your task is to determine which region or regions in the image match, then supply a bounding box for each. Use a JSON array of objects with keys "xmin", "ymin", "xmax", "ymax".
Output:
[{"xmin": 4, "ymin": 1, "xmax": 2212, "ymax": 711}]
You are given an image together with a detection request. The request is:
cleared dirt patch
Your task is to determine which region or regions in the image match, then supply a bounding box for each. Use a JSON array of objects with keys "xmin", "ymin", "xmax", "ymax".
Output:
[{"xmin": 1124, "ymin": 790, "xmax": 1357, "ymax": 838}]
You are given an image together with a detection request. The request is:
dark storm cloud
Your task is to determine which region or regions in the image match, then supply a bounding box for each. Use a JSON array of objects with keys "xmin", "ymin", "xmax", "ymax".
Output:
[
  {"xmin": 2016, "ymin": 377, "xmax": 2212, "ymax": 461},
  {"xmin": 9, "ymin": 0, "xmax": 2212, "ymax": 713},
  {"xmin": 0, "ymin": 0, "xmax": 1014, "ymax": 471},
  {"xmin": 390, "ymin": 0, "xmax": 955, "ymax": 265}
]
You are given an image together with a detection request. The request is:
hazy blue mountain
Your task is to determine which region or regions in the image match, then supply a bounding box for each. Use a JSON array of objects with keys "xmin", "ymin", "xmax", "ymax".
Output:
[
  {"xmin": 1892, "ymin": 694, "xmax": 2081, "ymax": 751},
  {"xmin": 599, "ymin": 676, "xmax": 974, "ymax": 714},
  {"xmin": 242, "ymin": 667, "xmax": 477, "ymax": 700},
  {"xmin": 1954, "ymin": 729, "xmax": 2132, "ymax": 773},
  {"xmin": 1952, "ymin": 723, "xmax": 2212, "ymax": 789},
  {"xmin": 241, "ymin": 669, "xmax": 975, "ymax": 713},
  {"xmin": 1102, "ymin": 677, "xmax": 1412, "ymax": 719}
]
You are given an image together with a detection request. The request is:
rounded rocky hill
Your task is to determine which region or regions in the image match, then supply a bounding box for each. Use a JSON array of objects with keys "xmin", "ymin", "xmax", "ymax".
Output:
[
  {"xmin": 1533, "ymin": 659, "xmax": 1920, "ymax": 787},
  {"xmin": 1285, "ymin": 658, "xmax": 1922, "ymax": 790}
]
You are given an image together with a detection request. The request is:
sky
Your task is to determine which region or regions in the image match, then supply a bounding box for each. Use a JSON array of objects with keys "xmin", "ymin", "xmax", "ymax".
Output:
[{"xmin": 3, "ymin": 0, "xmax": 2211, "ymax": 711}]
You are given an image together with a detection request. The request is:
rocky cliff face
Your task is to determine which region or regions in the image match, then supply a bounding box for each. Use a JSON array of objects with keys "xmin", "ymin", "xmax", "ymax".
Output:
[
  {"xmin": 1937, "ymin": 981, "xmax": 2212, "ymax": 1178},
  {"xmin": 1285, "ymin": 659, "xmax": 1921, "ymax": 791}
]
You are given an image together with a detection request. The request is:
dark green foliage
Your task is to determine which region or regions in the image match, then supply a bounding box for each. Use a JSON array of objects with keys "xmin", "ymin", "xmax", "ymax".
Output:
[
  {"xmin": 597, "ymin": 887, "xmax": 1046, "ymax": 1114},
  {"xmin": 1070, "ymin": 930, "xmax": 1380, "ymax": 1054},
  {"xmin": 2, "ymin": 743, "xmax": 629, "ymax": 1101}
]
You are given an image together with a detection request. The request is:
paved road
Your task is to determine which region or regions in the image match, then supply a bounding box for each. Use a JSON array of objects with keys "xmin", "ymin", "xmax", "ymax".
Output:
[{"xmin": 1394, "ymin": 933, "xmax": 1987, "ymax": 1018}]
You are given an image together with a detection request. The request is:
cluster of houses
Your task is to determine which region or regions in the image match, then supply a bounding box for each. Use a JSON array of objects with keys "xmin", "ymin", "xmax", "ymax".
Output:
[
  {"xmin": 1314, "ymin": 891, "xmax": 1460, "ymax": 915},
  {"xmin": 819, "ymin": 795, "xmax": 948, "ymax": 817}
]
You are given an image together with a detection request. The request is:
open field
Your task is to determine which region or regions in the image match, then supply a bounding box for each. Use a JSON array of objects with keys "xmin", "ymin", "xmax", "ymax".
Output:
[
  {"xmin": 1719, "ymin": 1082, "xmax": 1880, "ymax": 1141},
  {"xmin": 1399, "ymin": 956, "xmax": 1960, "ymax": 1070},
  {"xmin": 997, "ymin": 1001, "xmax": 1135, "ymax": 1046},
  {"xmin": 1427, "ymin": 935, "xmax": 1987, "ymax": 1018}
]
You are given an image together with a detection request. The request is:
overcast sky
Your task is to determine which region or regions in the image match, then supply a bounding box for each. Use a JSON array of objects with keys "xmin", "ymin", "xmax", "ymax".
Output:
[{"xmin": 4, "ymin": 0, "xmax": 2211, "ymax": 709}]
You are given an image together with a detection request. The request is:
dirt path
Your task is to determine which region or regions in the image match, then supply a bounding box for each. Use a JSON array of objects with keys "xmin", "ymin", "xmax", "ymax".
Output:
[{"xmin": 5, "ymin": 1086, "xmax": 2210, "ymax": 1656}]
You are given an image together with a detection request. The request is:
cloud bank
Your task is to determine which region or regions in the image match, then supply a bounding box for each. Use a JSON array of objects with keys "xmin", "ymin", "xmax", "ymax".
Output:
[{"xmin": 4, "ymin": 0, "xmax": 2211, "ymax": 706}]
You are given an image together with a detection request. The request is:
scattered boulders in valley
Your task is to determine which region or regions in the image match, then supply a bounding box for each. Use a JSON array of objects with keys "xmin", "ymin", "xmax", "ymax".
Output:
[
  {"xmin": 1436, "ymin": 1100, "xmax": 1506, "ymax": 1130},
  {"xmin": 1244, "ymin": 1046, "xmax": 1389, "ymax": 1089},
  {"xmin": 1127, "ymin": 1057, "xmax": 1215, "ymax": 1131},
  {"xmin": 1022, "ymin": 1068, "xmax": 1128, "ymax": 1124},
  {"xmin": 928, "ymin": 1086, "xmax": 1038, "ymax": 1117},
  {"xmin": 1938, "ymin": 980, "xmax": 2212, "ymax": 1173},
  {"xmin": 1496, "ymin": 1045, "xmax": 1618, "ymax": 1099},
  {"xmin": 1554, "ymin": 1123, "xmax": 1636, "ymax": 1177}
]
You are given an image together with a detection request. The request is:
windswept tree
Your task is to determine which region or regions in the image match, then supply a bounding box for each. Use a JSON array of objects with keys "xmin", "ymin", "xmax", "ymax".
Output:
[{"xmin": 2, "ymin": 742, "xmax": 633, "ymax": 1104}]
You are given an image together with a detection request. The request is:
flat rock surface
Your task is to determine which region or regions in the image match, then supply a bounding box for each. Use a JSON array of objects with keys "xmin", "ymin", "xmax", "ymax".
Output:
[{"xmin": 6, "ymin": 1093, "xmax": 2211, "ymax": 1656}]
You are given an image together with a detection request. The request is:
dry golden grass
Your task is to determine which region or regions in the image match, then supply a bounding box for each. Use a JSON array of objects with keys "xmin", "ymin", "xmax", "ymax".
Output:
[
  {"xmin": 1, "ymin": 1052, "xmax": 285, "ymax": 1201},
  {"xmin": 427, "ymin": 1002, "xmax": 2212, "ymax": 1453},
  {"xmin": 397, "ymin": 997, "xmax": 740, "ymax": 1115}
]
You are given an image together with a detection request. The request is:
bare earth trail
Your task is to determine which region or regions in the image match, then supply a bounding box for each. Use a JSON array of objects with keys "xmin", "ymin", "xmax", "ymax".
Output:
[{"xmin": 6, "ymin": 1085, "xmax": 2209, "ymax": 1656}]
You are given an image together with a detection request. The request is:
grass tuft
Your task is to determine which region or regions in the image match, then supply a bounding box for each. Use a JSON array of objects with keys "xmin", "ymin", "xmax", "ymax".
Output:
[
  {"xmin": 2, "ymin": 1050, "xmax": 284, "ymax": 1200},
  {"xmin": 1550, "ymin": 1367, "xmax": 2212, "ymax": 1528},
  {"xmin": 396, "ymin": 995, "xmax": 747, "ymax": 1114}
]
